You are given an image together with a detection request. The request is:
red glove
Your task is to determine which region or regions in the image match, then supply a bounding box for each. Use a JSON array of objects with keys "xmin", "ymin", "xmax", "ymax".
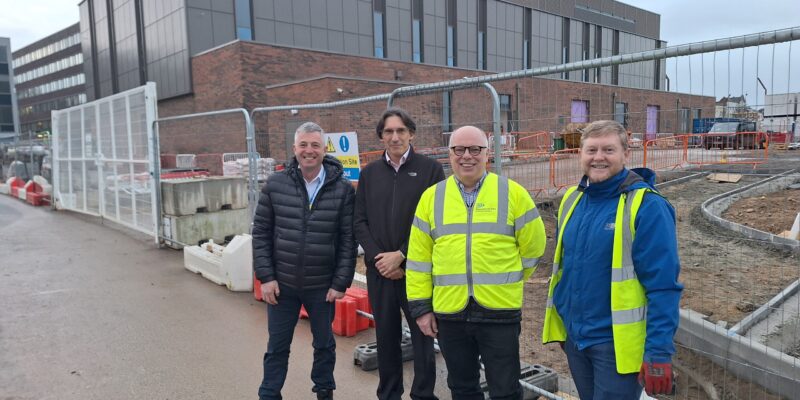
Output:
[{"xmin": 638, "ymin": 361, "xmax": 674, "ymax": 395}]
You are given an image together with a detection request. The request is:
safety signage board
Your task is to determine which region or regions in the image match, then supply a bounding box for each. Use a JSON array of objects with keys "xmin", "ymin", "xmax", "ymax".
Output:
[{"xmin": 325, "ymin": 132, "xmax": 360, "ymax": 181}]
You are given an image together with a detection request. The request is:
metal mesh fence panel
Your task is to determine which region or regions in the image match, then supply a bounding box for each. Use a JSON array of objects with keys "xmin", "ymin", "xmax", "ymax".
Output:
[{"xmin": 52, "ymin": 82, "xmax": 159, "ymax": 242}]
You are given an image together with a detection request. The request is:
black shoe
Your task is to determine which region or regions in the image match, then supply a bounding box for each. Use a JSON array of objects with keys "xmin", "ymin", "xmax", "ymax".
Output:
[{"xmin": 315, "ymin": 389, "xmax": 333, "ymax": 400}]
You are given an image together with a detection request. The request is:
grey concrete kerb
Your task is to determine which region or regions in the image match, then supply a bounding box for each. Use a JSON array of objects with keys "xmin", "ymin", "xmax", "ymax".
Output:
[{"xmin": 700, "ymin": 169, "xmax": 800, "ymax": 253}]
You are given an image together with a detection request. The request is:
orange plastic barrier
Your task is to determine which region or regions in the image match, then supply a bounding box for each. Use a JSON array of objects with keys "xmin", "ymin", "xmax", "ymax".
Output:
[
  {"xmin": 515, "ymin": 132, "xmax": 550, "ymax": 154},
  {"xmin": 8, "ymin": 177, "xmax": 25, "ymax": 198},
  {"xmin": 643, "ymin": 135, "xmax": 687, "ymax": 171},
  {"xmin": 504, "ymin": 153, "xmax": 552, "ymax": 198},
  {"xmin": 332, "ymin": 297, "xmax": 358, "ymax": 337},
  {"xmin": 549, "ymin": 149, "xmax": 582, "ymax": 192},
  {"xmin": 686, "ymin": 132, "xmax": 769, "ymax": 166}
]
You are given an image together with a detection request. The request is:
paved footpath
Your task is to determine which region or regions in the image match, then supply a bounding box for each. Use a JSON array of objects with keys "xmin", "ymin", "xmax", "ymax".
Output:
[{"xmin": 0, "ymin": 195, "xmax": 449, "ymax": 400}]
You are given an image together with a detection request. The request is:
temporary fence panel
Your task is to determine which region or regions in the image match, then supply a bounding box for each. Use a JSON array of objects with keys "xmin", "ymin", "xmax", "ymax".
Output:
[
  {"xmin": 154, "ymin": 109, "xmax": 256, "ymax": 248},
  {"xmin": 52, "ymin": 82, "xmax": 159, "ymax": 242},
  {"xmin": 685, "ymin": 132, "xmax": 771, "ymax": 167},
  {"xmin": 643, "ymin": 135, "xmax": 687, "ymax": 171}
]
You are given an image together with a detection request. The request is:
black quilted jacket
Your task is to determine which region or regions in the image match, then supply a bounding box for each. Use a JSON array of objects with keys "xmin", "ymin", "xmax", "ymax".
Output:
[{"xmin": 252, "ymin": 155, "xmax": 356, "ymax": 292}]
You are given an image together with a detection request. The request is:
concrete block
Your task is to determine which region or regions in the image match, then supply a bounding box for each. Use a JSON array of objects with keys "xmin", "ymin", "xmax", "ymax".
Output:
[
  {"xmin": 480, "ymin": 362, "xmax": 559, "ymax": 399},
  {"xmin": 0, "ymin": 184, "xmax": 8, "ymax": 195},
  {"xmin": 161, "ymin": 177, "xmax": 247, "ymax": 216},
  {"xmin": 353, "ymin": 342, "xmax": 379, "ymax": 371},
  {"xmin": 353, "ymin": 337, "xmax": 413, "ymax": 371},
  {"xmin": 162, "ymin": 208, "xmax": 250, "ymax": 249}
]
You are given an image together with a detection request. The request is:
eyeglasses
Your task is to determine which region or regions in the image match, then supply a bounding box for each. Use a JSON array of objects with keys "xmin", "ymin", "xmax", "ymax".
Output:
[
  {"xmin": 450, "ymin": 146, "xmax": 487, "ymax": 156},
  {"xmin": 382, "ymin": 127, "xmax": 410, "ymax": 136}
]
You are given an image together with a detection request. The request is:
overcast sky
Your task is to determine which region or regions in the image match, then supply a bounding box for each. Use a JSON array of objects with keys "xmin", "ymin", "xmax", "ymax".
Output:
[{"xmin": 1, "ymin": 0, "xmax": 798, "ymax": 101}]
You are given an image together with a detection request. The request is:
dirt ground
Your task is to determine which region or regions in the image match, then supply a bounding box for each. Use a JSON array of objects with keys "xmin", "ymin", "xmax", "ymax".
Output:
[{"xmin": 722, "ymin": 187, "xmax": 800, "ymax": 235}]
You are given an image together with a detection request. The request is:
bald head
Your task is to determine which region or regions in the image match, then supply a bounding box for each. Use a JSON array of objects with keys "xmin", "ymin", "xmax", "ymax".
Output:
[
  {"xmin": 448, "ymin": 125, "xmax": 489, "ymax": 189},
  {"xmin": 449, "ymin": 125, "xmax": 489, "ymax": 148}
]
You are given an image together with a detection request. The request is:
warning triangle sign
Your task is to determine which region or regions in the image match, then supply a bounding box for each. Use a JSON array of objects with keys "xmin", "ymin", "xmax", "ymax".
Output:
[{"xmin": 326, "ymin": 137, "xmax": 336, "ymax": 153}]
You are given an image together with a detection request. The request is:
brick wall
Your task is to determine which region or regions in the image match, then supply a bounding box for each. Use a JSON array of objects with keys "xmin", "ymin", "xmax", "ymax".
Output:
[{"xmin": 158, "ymin": 40, "xmax": 715, "ymax": 166}]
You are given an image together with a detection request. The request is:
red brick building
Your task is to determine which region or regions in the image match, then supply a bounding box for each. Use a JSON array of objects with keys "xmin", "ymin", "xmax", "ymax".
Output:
[{"xmin": 158, "ymin": 40, "xmax": 713, "ymax": 162}]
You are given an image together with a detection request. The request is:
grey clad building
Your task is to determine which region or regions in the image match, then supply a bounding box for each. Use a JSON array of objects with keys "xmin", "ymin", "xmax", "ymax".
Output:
[
  {"xmin": 79, "ymin": 0, "xmax": 666, "ymax": 102},
  {"xmin": 12, "ymin": 24, "xmax": 86, "ymax": 137},
  {"xmin": 0, "ymin": 37, "xmax": 21, "ymax": 143}
]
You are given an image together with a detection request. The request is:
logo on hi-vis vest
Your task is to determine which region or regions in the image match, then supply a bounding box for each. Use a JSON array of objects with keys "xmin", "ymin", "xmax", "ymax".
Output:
[
  {"xmin": 604, "ymin": 222, "xmax": 615, "ymax": 231},
  {"xmin": 475, "ymin": 202, "xmax": 496, "ymax": 213}
]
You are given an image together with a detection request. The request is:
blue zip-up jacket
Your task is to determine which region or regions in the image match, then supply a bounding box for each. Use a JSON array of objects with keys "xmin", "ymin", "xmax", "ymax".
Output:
[{"xmin": 553, "ymin": 167, "xmax": 683, "ymax": 363}]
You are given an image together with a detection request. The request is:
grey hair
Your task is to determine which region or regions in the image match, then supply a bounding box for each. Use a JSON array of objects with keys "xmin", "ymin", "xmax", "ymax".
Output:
[
  {"xmin": 580, "ymin": 120, "xmax": 628, "ymax": 150},
  {"xmin": 448, "ymin": 125, "xmax": 489, "ymax": 147},
  {"xmin": 294, "ymin": 122, "xmax": 325, "ymax": 143}
]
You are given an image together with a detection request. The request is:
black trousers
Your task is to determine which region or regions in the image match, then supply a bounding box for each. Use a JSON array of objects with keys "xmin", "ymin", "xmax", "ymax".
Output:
[
  {"xmin": 437, "ymin": 319, "xmax": 522, "ymax": 400},
  {"xmin": 367, "ymin": 268, "xmax": 438, "ymax": 400}
]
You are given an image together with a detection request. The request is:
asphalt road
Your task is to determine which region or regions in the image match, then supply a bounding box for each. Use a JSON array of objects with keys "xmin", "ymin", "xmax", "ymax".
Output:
[{"xmin": 0, "ymin": 195, "xmax": 450, "ymax": 400}]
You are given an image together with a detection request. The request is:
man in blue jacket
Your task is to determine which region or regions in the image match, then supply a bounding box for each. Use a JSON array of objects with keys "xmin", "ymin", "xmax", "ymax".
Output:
[{"xmin": 542, "ymin": 120, "xmax": 683, "ymax": 399}]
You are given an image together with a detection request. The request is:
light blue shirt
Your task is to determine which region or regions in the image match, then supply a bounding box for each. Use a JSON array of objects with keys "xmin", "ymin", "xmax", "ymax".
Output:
[{"xmin": 304, "ymin": 166, "xmax": 326, "ymax": 207}]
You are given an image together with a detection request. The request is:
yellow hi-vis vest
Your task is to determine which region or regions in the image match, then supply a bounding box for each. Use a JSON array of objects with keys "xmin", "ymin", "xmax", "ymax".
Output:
[
  {"xmin": 541, "ymin": 185, "xmax": 650, "ymax": 374},
  {"xmin": 406, "ymin": 173, "xmax": 546, "ymax": 314}
]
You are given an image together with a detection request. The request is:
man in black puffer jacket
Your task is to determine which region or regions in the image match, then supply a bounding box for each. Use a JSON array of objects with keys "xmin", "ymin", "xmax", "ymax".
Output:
[{"xmin": 253, "ymin": 122, "xmax": 356, "ymax": 400}]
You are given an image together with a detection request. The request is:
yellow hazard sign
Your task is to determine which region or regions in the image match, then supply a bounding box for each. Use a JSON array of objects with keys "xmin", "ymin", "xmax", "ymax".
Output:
[{"xmin": 326, "ymin": 137, "xmax": 336, "ymax": 153}]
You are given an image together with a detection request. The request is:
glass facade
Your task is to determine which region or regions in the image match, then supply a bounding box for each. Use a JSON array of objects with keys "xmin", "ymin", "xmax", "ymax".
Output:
[
  {"xmin": 373, "ymin": 0, "xmax": 386, "ymax": 58},
  {"xmin": 17, "ymin": 74, "xmax": 86, "ymax": 100},
  {"xmin": 412, "ymin": 0, "xmax": 423, "ymax": 62},
  {"xmin": 12, "ymin": 33, "xmax": 81, "ymax": 68},
  {"xmin": 235, "ymin": 0, "xmax": 253, "ymax": 40},
  {"xmin": 14, "ymin": 54, "xmax": 84, "ymax": 84}
]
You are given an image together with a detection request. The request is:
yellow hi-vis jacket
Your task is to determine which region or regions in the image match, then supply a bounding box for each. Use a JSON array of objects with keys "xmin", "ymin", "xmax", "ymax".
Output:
[
  {"xmin": 542, "ymin": 185, "xmax": 650, "ymax": 374},
  {"xmin": 406, "ymin": 173, "xmax": 546, "ymax": 317}
]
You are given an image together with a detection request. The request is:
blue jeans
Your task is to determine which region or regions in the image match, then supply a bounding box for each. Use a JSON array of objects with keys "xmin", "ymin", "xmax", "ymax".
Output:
[
  {"xmin": 258, "ymin": 286, "xmax": 336, "ymax": 400},
  {"xmin": 563, "ymin": 338, "xmax": 642, "ymax": 400}
]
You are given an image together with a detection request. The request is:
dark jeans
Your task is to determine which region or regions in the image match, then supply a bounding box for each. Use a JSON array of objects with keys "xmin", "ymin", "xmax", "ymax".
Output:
[
  {"xmin": 437, "ymin": 320, "xmax": 521, "ymax": 400},
  {"xmin": 259, "ymin": 285, "xmax": 336, "ymax": 400},
  {"xmin": 563, "ymin": 338, "xmax": 642, "ymax": 400},
  {"xmin": 367, "ymin": 268, "xmax": 438, "ymax": 400}
]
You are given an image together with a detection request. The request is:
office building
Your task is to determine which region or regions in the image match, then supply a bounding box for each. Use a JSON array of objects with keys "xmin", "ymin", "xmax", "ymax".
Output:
[
  {"xmin": 0, "ymin": 37, "xmax": 20, "ymax": 143},
  {"xmin": 12, "ymin": 23, "xmax": 86, "ymax": 137}
]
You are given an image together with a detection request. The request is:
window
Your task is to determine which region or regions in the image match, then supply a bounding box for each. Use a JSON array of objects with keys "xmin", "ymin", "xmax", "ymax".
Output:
[
  {"xmin": 412, "ymin": 0, "xmax": 423, "ymax": 63},
  {"xmin": 523, "ymin": 10, "xmax": 531, "ymax": 70},
  {"xmin": 500, "ymin": 94, "xmax": 514, "ymax": 132},
  {"xmin": 0, "ymin": 63, "xmax": 8, "ymax": 75},
  {"xmin": 571, "ymin": 100, "xmax": 589, "ymax": 123},
  {"xmin": 646, "ymin": 105, "xmax": 659, "ymax": 139},
  {"xmin": 561, "ymin": 18, "xmax": 570, "ymax": 79},
  {"xmin": 0, "ymin": 106, "xmax": 13, "ymax": 127},
  {"xmin": 446, "ymin": 0, "xmax": 456, "ymax": 67},
  {"xmin": 443, "ymin": 91, "xmax": 452, "ymax": 132},
  {"xmin": 679, "ymin": 107, "xmax": 691, "ymax": 133},
  {"xmin": 235, "ymin": 0, "xmax": 253, "ymax": 40},
  {"xmin": 614, "ymin": 102, "xmax": 628, "ymax": 127},
  {"xmin": 373, "ymin": 0, "xmax": 386, "ymax": 58},
  {"xmin": 477, "ymin": 0, "xmax": 486, "ymax": 69}
]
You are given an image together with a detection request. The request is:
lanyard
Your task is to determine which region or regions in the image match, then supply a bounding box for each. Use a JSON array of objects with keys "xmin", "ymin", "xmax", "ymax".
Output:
[{"xmin": 307, "ymin": 168, "xmax": 326, "ymax": 209}]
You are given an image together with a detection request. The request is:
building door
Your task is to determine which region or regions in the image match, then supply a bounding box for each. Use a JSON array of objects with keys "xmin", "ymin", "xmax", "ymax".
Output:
[
  {"xmin": 571, "ymin": 100, "xmax": 589, "ymax": 123},
  {"xmin": 646, "ymin": 105, "xmax": 659, "ymax": 140}
]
